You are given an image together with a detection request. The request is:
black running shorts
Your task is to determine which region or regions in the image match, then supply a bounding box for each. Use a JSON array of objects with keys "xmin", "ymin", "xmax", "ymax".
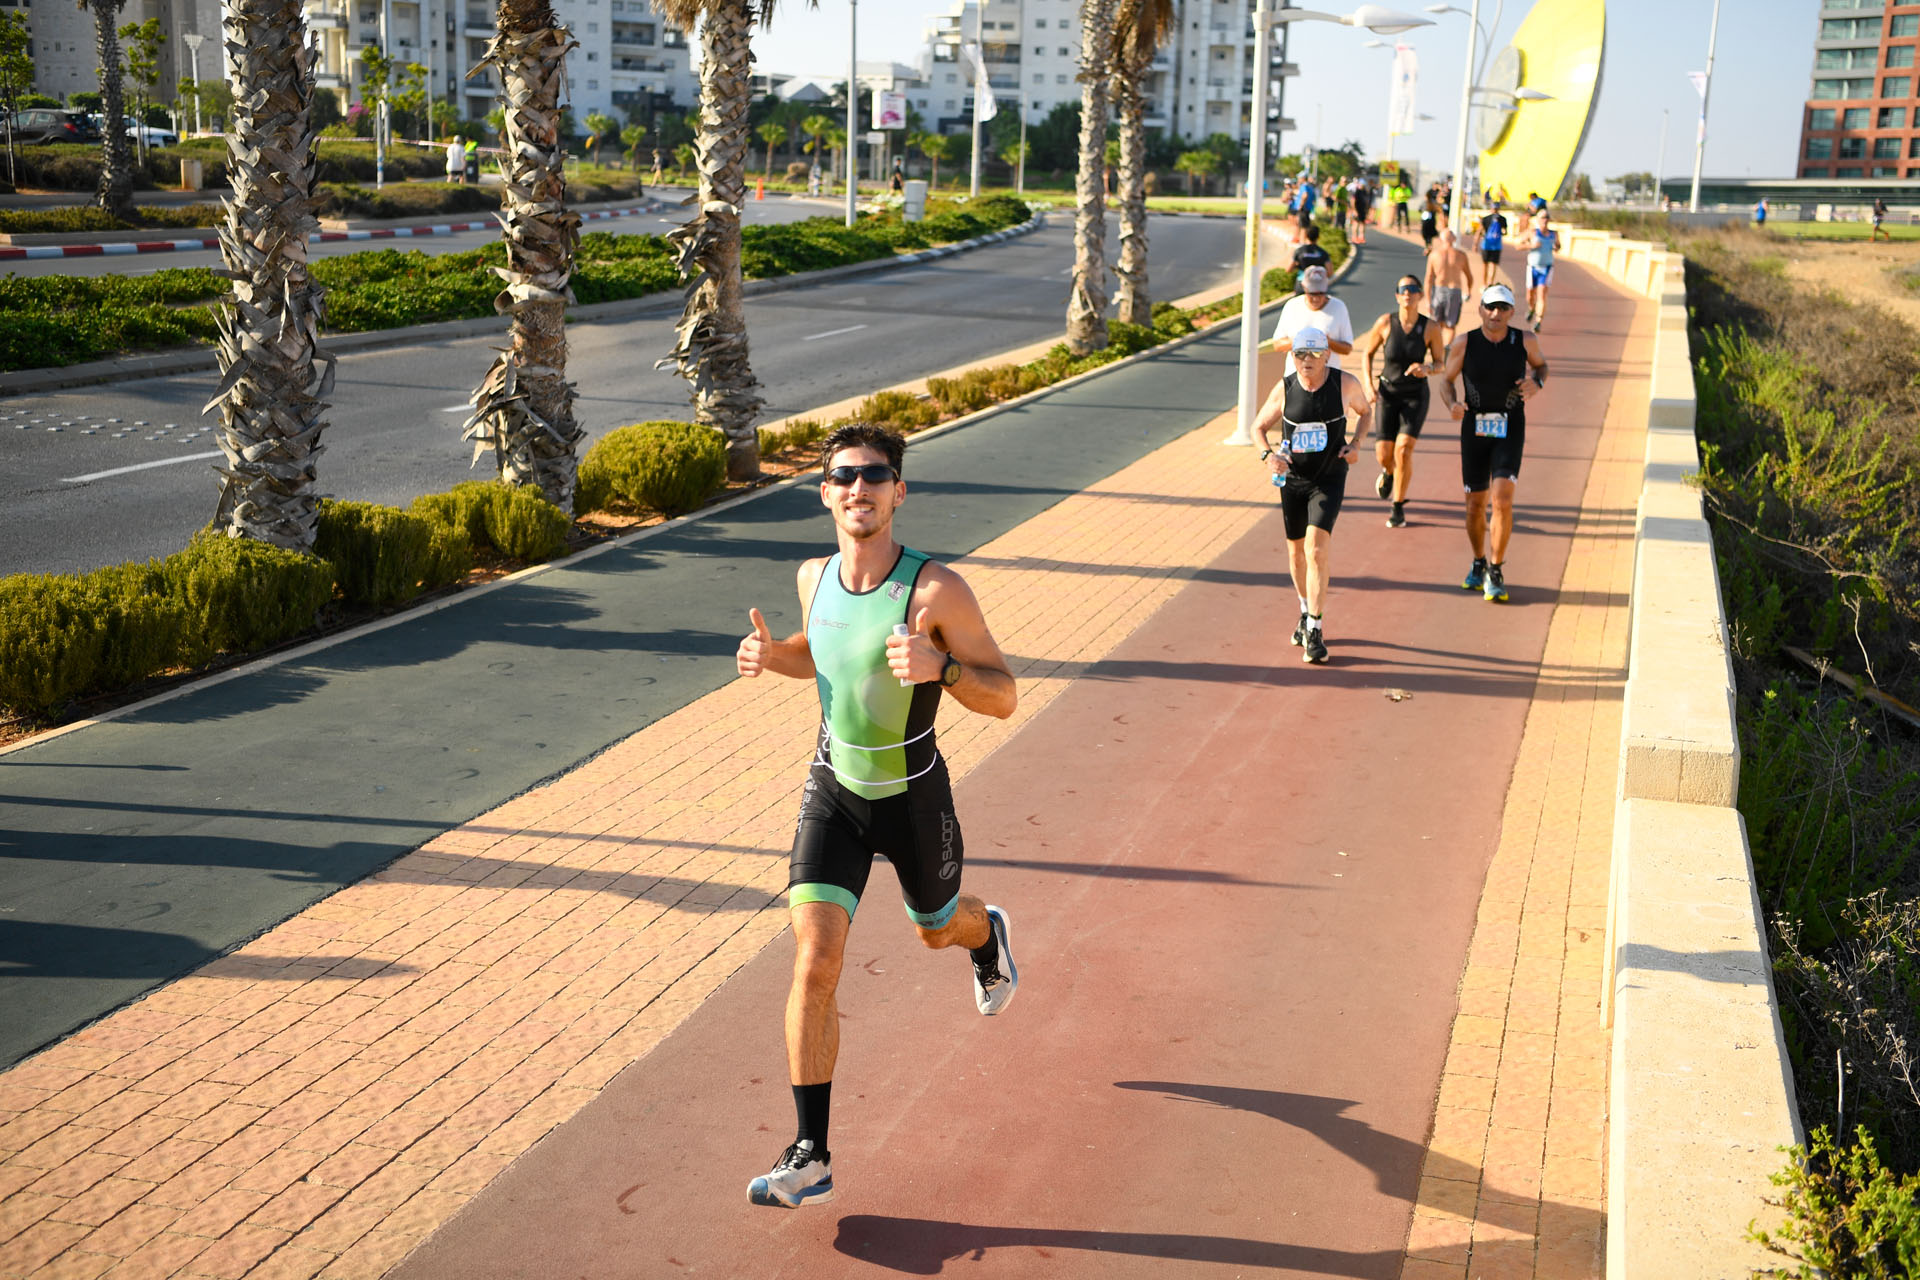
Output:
[
  {"xmin": 1481, "ymin": 248, "xmax": 1502, "ymax": 265},
  {"xmin": 1279, "ymin": 459, "xmax": 1348, "ymax": 540},
  {"xmin": 1375, "ymin": 383, "xmax": 1431, "ymax": 440},
  {"xmin": 789, "ymin": 753, "xmax": 964, "ymax": 929},
  {"xmin": 1460, "ymin": 415, "xmax": 1526, "ymax": 491}
]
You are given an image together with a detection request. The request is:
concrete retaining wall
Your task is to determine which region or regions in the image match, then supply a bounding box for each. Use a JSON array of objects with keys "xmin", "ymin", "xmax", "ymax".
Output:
[{"xmin": 1557, "ymin": 227, "xmax": 1802, "ymax": 1277}]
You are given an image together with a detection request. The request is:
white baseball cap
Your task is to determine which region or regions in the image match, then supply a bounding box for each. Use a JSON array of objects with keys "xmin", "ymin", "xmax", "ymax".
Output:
[
  {"xmin": 1292, "ymin": 326, "xmax": 1330, "ymax": 354},
  {"xmin": 1481, "ymin": 283, "xmax": 1516, "ymax": 307},
  {"xmin": 1300, "ymin": 265, "xmax": 1331, "ymax": 293}
]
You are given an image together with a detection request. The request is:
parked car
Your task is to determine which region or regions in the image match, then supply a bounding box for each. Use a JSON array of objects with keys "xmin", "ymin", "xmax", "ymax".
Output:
[
  {"xmin": 6, "ymin": 109, "xmax": 101, "ymax": 145},
  {"xmin": 125, "ymin": 123, "xmax": 178, "ymax": 147}
]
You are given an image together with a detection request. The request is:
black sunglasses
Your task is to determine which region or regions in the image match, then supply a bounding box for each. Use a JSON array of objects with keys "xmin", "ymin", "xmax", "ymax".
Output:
[
  {"xmin": 1397, "ymin": 284, "xmax": 1423, "ymax": 294},
  {"xmin": 1483, "ymin": 302, "xmax": 1513, "ymax": 312},
  {"xmin": 826, "ymin": 463, "xmax": 899, "ymax": 486}
]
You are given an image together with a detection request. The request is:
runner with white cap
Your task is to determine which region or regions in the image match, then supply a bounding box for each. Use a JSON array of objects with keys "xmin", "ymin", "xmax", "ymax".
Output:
[
  {"xmin": 1270, "ymin": 265, "xmax": 1354, "ymax": 377},
  {"xmin": 1434, "ymin": 283, "xmax": 1549, "ymax": 603},
  {"xmin": 1251, "ymin": 325, "xmax": 1373, "ymax": 663}
]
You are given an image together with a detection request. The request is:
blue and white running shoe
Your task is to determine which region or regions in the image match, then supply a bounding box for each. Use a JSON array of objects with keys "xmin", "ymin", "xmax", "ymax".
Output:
[
  {"xmin": 748, "ymin": 1141, "xmax": 833, "ymax": 1208},
  {"xmin": 974, "ymin": 906, "xmax": 1019, "ymax": 1016},
  {"xmin": 1461, "ymin": 559, "xmax": 1487, "ymax": 592}
]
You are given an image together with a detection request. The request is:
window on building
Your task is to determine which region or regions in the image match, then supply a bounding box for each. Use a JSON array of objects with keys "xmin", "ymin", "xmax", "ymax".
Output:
[
  {"xmin": 1807, "ymin": 136, "xmax": 1834, "ymax": 158},
  {"xmin": 1878, "ymin": 105, "xmax": 1907, "ymax": 127},
  {"xmin": 1810, "ymin": 107, "xmax": 1837, "ymax": 129},
  {"xmin": 1823, "ymin": 0, "xmax": 1882, "ymax": 10},
  {"xmin": 586, "ymin": 50, "xmax": 596, "ymax": 60},
  {"xmin": 1821, "ymin": 16, "xmax": 1878, "ymax": 37},
  {"xmin": 945, "ymin": 72, "xmax": 956, "ymax": 82},
  {"xmin": 1032, "ymin": 73, "xmax": 1043, "ymax": 84},
  {"xmin": 944, "ymin": 98, "xmax": 954, "ymax": 108},
  {"xmin": 1913, "ymin": 136, "xmax": 1920, "ymax": 156},
  {"xmin": 1055, "ymin": 73, "xmax": 1067, "ymax": 83},
  {"xmin": 1802, "ymin": 165, "xmax": 1829, "ymax": 178},
  {"xmin": 1872, "ymin": 164, "xmax": 1899, "ymax": 175},
  {"xmin": 1895, "ymin": 14, "xmax": 1920, "ymax": 36},
  {"xmin": 1839, "ymin": 136, "xmax": 1867, "ymax": 157},
  {"xmin": 1034, "ymin": 17, "xmax": 1046, "ymax": 26},
  {"xmin": 1818, "ymin": 47, "xmax": 1876, "ymax": 70},
  {"xmin": 1874, "ymin": 136, "xmax": 1901, "ymax": 157},
  {"xmin": 1812, "ymin": 77, "xmax": 1875, "ymax": 97},
  {"xmin": 1031, "ymin": 44, "xmax": 1042, "ymax": 55},
  {"xmin": 1058, "ymin": 46, "xmax": 1070, "ymax": 55},
  {"xmin": 587, "ymin": 78, "xmax": 597, "ymax": 88},
  {"xmin": 1843, "ymin": 106, "xmax": 1871, "ymax": 127},
  {"xmin": 1887, "ymin": 76, "xmax": 1913, "ymax": 97},
  {"xmin": 1887, "ymin": 44, "xmax": 1917, "ymax": 67},
  {"xmin": 1836, "ymin": 165, "xmax": 1863, "ymax": 177},
  {"xmin": 586, "ymin": 21, "xmax": 596, "ymax": 31}
]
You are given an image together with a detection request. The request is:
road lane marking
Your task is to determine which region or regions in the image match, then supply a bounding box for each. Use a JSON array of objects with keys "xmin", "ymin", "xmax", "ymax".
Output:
[
  {"xmin": 62, "ymin": 451, "xmax": 222, "ymax": 484},
  {"xmin": 802, "ymin": 324, "xmax": 870, "ymax": 342}
]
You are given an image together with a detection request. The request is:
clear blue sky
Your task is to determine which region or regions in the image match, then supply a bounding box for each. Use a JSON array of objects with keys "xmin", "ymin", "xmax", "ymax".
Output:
[{"xmin": 747, "ymin": 0, "xmax": 1814, "ymax": 182}]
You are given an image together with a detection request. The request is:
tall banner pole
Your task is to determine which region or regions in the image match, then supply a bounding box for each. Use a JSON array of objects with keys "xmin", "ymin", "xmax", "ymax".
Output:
[{"xmin": 1688, "ymin": 0, "xmax": 1721, "ymax": 213}]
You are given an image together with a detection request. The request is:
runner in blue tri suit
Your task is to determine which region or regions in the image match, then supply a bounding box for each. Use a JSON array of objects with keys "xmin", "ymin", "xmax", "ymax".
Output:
[
  {"xmin": 734, "ymin": 423, "xmax": 1021, "ymax": 1209},
  {"xmin": 1435, "ymin": 284, "xmax": 1549, "ymax": 604},
  {"xmin": 1476, "ymin": 202, "xmax": 1508, "ymax": 291},
  {"xmin": 1517, "ymin": 209, "xmax": 1560, "ymax": 331}
]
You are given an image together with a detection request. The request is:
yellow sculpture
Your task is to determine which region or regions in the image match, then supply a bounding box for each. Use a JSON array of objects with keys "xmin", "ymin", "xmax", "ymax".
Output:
[{"xmin": 1476, "ymin": 0, "xmax": 1606, "ymax": 206}]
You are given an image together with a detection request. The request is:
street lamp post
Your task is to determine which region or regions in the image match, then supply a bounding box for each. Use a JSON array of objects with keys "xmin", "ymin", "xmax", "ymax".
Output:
[
  {"xmin": 1227, "ymin": 3, "xmax": 1433, "ymax": 448},
  {"xmin": 969, "ymin": 0, "xmax": 984, "ymax": 197},
  {"xmin": 1433, "ymin": 0, "xmax": 1484, "ymax": 234},
  {"xmin": 846, "ymin": 0, "xmax": 858, "ymax": 227},
  {"xmin": 1655, "ymin": 107, "xmax": 1668, "ymax": 209},
  {"xmin": 182, "ymin": 33, "xmax": 205, "ymax": 135},
  {"xmin": 1688, "ymin": 0, "xmax": 1722, "ymax": 213}
]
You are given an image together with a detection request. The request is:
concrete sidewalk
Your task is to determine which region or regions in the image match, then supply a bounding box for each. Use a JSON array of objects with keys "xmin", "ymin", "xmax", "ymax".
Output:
[{"xmin": 0, "ymin": 242, "xmax": 1650, "ymax": 1278}]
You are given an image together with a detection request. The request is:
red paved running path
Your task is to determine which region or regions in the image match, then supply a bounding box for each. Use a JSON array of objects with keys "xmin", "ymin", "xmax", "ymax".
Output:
[{"xmin": 392, "ymin": 264, "xmax": 1635, "ymax": 1279}]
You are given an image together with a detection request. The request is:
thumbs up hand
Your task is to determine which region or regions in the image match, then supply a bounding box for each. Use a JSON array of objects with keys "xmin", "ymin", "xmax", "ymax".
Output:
[
  {"xmin": 886, "ymin": 608, "xmax": 941, "ymax": 684},
  {"xmin": 737, "ymin": 607, "xmax": 776, "ymax": 678}
]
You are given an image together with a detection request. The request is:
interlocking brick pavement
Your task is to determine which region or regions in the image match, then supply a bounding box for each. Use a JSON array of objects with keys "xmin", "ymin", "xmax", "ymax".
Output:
[
  {"xmin": 0, "ymin": 396, "xmax": 1277, "ymax": 1280},
  {"xmin": 1399, "ymin": 280, "xmax": 1653, "ymax": 1280}
]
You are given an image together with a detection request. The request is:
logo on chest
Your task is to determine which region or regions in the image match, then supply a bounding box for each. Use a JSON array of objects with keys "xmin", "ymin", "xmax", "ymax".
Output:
[{"xmin": 886, "ymin": 581, "xmax": 908, "ymax": 602}]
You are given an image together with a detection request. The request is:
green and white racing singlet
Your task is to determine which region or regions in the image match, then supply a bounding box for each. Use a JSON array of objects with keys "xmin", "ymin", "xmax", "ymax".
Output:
[{"xmin": 807, "ymin": 547, "xmax": 944, "ymax": 800}]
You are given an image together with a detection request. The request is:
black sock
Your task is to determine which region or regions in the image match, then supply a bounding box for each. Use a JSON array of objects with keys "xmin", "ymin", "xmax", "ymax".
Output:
[
  {"xmin": 970, "ymin": 927, "xmax": 1000, "ymax": 972},
  {"xmin": 793, "ymin": 1082, "xmax": 831, "ymax": 1153}
]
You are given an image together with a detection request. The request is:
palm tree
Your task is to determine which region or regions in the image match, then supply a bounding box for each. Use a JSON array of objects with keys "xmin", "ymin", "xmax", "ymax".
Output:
[
  {"xmin": 1067, "ymin": 0, "xmax": 1117, "ymax": 354},
  {"xmin": 460, "ymin": 0, "xmax": 584, "ymax": 510},
  {"xmin": 87, "ymin": 0, "xmax": 136, "ymax": 219},
  {"xmin": 207, "ymin": 0, "xmax": 331, "ymax": 548},
  {"xmin": 655, "ymin": 0, "xmax": 818, "ymax": 482},
  {"xmin": 824, "ymin": 124, "xmax": 846, "ymax": 192},
  {"xmin": 621, "ymin": 121, "xmax": 645, "ymax": 170},
  {"xmin": 756, "ymin": 119, "xmax": 784, "ymax": 180},
  {"xmin": 801, "ymin": 110, "xmax": 833, "ymax": 184},
  {"xmin": 1110, "ymin": 0, "xmax": 1173, "ymax": 326},
  {"xmin": 917, "ymin": 131, "xmax": 954, "ymax": 190},
  {"xmin": 1174, "ymin": 148, "xmax": 1219, "ymax": 196},
  {"xmin": 585, "ymin": 110, "xmax": 617, "ymax": 166}
]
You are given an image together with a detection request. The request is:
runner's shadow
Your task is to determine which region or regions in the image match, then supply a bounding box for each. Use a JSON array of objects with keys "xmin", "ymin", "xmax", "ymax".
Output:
[{"xmin": 831, "ymin": 1215, "xmax": 1402, "ymax": 1276}]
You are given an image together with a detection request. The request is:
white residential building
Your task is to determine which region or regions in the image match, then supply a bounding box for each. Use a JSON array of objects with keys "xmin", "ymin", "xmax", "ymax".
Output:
[
  {"xmin": 24, "ymin": 0, "xmax": 222, "ymax": 113},
  {"xmin": 917, "ymin": 0, "xmax": 1293, "ymax": 159}
]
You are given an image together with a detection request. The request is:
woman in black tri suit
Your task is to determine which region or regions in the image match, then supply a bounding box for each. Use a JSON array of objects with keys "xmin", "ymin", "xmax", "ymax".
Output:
[
  {"xmin": 1251, "ymin": 325, "xmax": 1374, "ymax": 664},
  {"xmin": 1358, "ymin": 273, "xmax": 1449, "ymax": 528}
]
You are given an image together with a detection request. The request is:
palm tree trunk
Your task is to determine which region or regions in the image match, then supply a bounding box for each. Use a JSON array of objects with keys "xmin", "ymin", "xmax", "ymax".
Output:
[
  {"xmin": 656, "ymin": 0, "xmax": 762, "ymax": 481},
  {"xmin": 1112, "ymin": 54, "xmax": 1150, "ymax": 327},
  {"xmin": 90, "ymin": 0, "xmax": 135, "ymax": 220},
  {"xmin": 1067, "ymin": 0, "xmax": 1116, "ymax": 354},
  {"xmin": 206, "ymin": 0, "xmax": 332, "ymax": 549},
  {"xmin": 461, "ymin": 1, "xmax": 584, "ymax": 511}
]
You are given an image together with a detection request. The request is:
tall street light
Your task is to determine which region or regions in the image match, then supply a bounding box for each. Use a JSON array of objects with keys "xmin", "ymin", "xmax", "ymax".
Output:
[
  {"xmin": 1427, "ymin": 0, "xmax": 1487, "ymax": 235},
  {"xmin": 1228, "ymin": 2, "xmax": 1434, "ymax": 448},
  {"xmin": 182, "ymin": 33, "xmax": 205, "ymax": 134},
  {"xmin": 846, "ymin": 0, "xmax": 858, "ymax": 227},
  {"xmin": 1689, "ymin": 0, "xmax": 1722, "ymax": 213}
]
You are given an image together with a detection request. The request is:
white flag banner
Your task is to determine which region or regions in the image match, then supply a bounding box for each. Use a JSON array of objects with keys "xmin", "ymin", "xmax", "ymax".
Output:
[
  {"xmin": 1387, "ymin": 43, "xmax": 1419, "ymax": 136},
  {"xmin": 1688, "ymin": 71, "xmax": 1708, "ymax": 99},
  {"xmin": 966, "ymin": 42, "xmax": 998, "ymax": 124}
]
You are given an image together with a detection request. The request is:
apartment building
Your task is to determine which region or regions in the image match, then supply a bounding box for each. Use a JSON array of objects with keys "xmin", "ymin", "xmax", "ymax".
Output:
[
  {"xmin": 23, "ymin": 0, "xmax": 221, "ymax": 108},
  {"xmin": 1797, "ymin": 0, "xmax": 1920, "ymax": 180},
  {"xmin": 917, "ymin": 0, "xmax": 1292, "ymax": 157}
]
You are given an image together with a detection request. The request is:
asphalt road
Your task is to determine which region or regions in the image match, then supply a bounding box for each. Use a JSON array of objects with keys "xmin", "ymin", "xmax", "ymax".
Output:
[
  {"xmin": 0, "ymin": 187, "xmax": 819, "ymax": 278},
  {"xmin": 0, "ymin": 211, "xmax": 1248, "ymax": 578}
]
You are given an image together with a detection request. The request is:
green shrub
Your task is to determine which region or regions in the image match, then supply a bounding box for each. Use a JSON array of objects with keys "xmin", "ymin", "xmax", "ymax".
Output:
[
  {"xmin": 83, "ymin": 562, "xmax": 187, "ymax": 690},
  {"xmin": 925, "ymin": 371, "xmax": 996, "ymax": 417},
  {"xmin": 1751, "ymin": 1126, "xmax": 1920, "ymax": 1277},
  {"xmin": 482, "ymin": 484, "xmax": 571, "ymax": 560},
  {"xmin": 410, "ymin": 481, "xmax": 500, "ymax": 548},
  {"xmin": 758, "ymin": 417, "xmax": 827, "ymax": 458},
  {"xmin": 1105, "ymin": 321, "xmax": 1163, "ymax": 358},
  {"xmin": 315, "ymin": 500, "xmax": 451, "ymax": 607},
  {"xmin": 0, "ymin": 575, "xmax": 108, "ymax": 714},
  {"xmin": 1152, "ymin": 301, "xmax": 1196, "ymax": 338},
  {"xmin": 159, "ymin": 530, "xmax": 333, "ymax": 655},
  {"xmin": 578, "ymin": 421, "xmax": 727, "ymax": 516},
  {"xmin": 315, "ymin": 181, "xmax": 500, "ymax": 221},
  {"xmin": 854, "ymin": 390, "xmax": 939, "ymax": 431}
]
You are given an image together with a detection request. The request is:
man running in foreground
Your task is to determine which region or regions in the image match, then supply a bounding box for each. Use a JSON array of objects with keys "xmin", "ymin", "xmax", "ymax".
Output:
[
  {"xmin": 1253, "ymin": 326, "xmax": 1372, "ymax": 663},
  {"xmin": 1435, "ymin": 284, "xmax": 1549, "ymax": 604},
  {"xmin": 735, "ymin": 423, "xmax": 1020, "ymax": 1208},
  {"xmin": 1358, "ymin": 273, "xmax": 1448, "ymax": 528}
]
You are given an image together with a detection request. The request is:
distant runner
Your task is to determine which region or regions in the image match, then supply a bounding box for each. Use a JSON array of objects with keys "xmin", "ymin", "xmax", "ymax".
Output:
[
  {"xmin": 1871, "ymin": 196, "xmax": 1890, "ymax": 242},
  {"xmin": 735, "ymin": 424, "xmax": 1020, "ymax": 1208},
  {"xmin": 1435, "ymin": 284, "xmax": 1550, "ymax": 604},
  {"xmin": 1291, "ymin": 223, "xmax": 1333, "ymax": 275},
  {"xmin": 1358, "ymin": 273, "xmax": 1448, "ymax": 528},
  {"xmin": 1419, "ymin": 185, "xmax": 1442, "ymax": 250},
  {"xmin": 1477, "ymin": 202, "xmax": 1509, "ymax": 291},
  {"xmin": 1424, "ymin": 231, "xmax": 1473, "ymax": 348},
  {"xmin": 1253, "ymin": 326, "xmax": 1373, "ymax": 663},
  {"xmin": 1516, "ymin": 210, "xmax": 1559, "ymax": 331}
]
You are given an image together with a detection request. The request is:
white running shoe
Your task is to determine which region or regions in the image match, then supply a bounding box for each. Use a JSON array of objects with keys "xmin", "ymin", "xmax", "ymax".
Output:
[
  {"xmin": 748, "ymin": 1141, "xmax": 834, "ymax": 1207},
  {"xmin": 973, "ymin": 906, "xmax": 1019, "ymax": 1016}
]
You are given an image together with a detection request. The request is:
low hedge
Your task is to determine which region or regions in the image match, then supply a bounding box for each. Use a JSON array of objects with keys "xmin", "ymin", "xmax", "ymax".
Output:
[
  {"xmin": 577, "ymin": 422, "xmax": 727, "ymax": 516},
  {"xmin": 0, "ymin": 481, "xmax": 570, "ymax": 718},
  {"xmin": 315, "ymin": 182, "xmax": 501, "ymax": 221}
]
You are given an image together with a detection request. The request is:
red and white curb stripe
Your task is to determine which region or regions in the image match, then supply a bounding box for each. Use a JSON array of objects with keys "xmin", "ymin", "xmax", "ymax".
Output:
[{"xmin": 0, "ymin": 201, "xmax": 664, "ymax": 261}]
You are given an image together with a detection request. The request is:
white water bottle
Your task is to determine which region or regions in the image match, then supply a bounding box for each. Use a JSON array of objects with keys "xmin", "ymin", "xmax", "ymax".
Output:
[{"xmin": 893, "ymin": 623, "xmax": 912, "ymax": 686}]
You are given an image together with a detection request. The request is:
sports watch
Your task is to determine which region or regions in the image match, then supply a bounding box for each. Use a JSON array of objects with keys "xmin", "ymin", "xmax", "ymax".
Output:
[{"xmin": 940, "ymin": 655, "xmax": 964, "ymax": 687}]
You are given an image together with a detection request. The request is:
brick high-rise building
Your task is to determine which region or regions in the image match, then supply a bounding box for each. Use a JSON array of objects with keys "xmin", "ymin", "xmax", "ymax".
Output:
[{"xmin": 1797, "ymin": 0, "xmax": 1920, "ymax": 180}]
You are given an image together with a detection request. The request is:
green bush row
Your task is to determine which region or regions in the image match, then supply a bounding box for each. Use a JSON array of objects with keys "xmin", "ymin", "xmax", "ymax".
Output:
[
  {"xmin": 0, "ymin": 480, "xmax": 569, "ymax": 718},
  {"xmin": 0, "ymin": 204, "xmax": 227, "ymax": 234},
  {"xmin": 0, "ymin": 197, "xmax": 1033, "ymax": 372}
]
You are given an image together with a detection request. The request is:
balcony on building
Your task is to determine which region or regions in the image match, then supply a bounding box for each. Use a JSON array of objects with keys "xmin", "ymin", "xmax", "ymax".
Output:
[
  {"xmin": 463, "ymin": 6, "xmax": 491, "ymax": 38},
  {"xmin": 307, "ymin": 11, "xmax": 344, "ymax": 30},
  {"xmin": 315, "ymin": 70, "xmax": 348, "ymax": 89}
]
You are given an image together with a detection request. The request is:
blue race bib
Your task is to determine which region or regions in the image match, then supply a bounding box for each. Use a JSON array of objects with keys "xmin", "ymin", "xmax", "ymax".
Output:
[
  {"xmin": 1475, "ymin": 413, "xmax": 1508, "ymax": 439},
  {"xmin": 1288, "ymin": 423, "xmax": 1330, "ymax": 453}
]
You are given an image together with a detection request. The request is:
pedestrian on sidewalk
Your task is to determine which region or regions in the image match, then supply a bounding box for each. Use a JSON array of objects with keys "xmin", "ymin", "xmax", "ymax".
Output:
[
  {"xmin": 445, "ymin": 136, "xmax": 465, "ymax": 185},
  {"xmin": 1271, "ymin": 265, "xmax": 1354, "ymax": 376},
  {"xmin": 1357, "ymin": 273, "xmax": 1447, "ymax": 528},
  {"xmin": 1435, "ymin": 283, "xmax": 1550, "ymax": 604},
  {"xmin": 734, "ymin": 423, "xmax": 1022, "ymax": 1209},
  {"xmin": 1252, "ymin": 326, "xmax": 1372, "ymax": 664}
]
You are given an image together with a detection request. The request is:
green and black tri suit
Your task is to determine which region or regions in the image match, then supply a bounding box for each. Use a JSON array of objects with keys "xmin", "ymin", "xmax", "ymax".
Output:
[{"xmin": 789, "ymin": 546, "xmax": 965, "ymax": 928}]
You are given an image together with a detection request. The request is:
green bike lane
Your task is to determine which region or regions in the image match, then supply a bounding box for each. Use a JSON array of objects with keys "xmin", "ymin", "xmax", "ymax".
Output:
[{"xmin": 0, "ymin": 233, "xmax": 1421, "ymax": 1073}]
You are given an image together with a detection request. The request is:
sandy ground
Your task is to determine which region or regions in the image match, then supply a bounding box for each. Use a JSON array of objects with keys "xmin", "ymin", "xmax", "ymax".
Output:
[{"xmin": 1773, "ymin": 238, "xmax": 1920, "ymax": 328}]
